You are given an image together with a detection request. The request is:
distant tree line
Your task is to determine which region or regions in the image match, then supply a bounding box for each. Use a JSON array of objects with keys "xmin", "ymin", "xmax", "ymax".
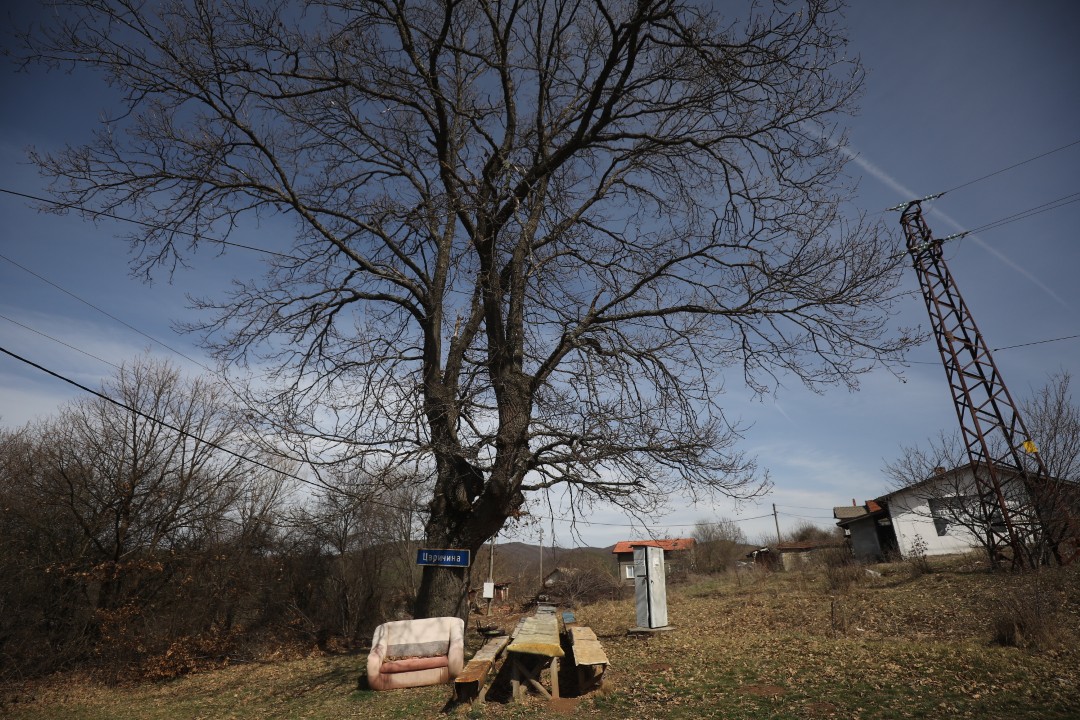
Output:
[{"xmin": 0, "ymin": 357, "xmax": 422, "ymax": 682}]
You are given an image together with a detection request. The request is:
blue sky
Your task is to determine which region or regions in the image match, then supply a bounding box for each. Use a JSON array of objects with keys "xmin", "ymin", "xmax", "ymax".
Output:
[{"xmin": 2, "ymin": 1, "xmax": 1079, "ymax": 549}]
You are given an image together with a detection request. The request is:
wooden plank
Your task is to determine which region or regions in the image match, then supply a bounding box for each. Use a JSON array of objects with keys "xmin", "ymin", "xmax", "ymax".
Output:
[
  {"xmin": 572, "ymin": 639, "xmax": 608, "ymax": 666},
  {"xmin": 569, "ymin": 626, "xmax": 596, "ymax": 642},
  {"xmin": 455, "ymin": 635, "xmax": 509, "ymax": 684},
  {"xmin": 507, "ymin": 615, "xmax": 564, "ymax": 658},
  {"xmin": 455, "ymin": 635, "xmax": 510, "ymax": 702},
  {"xmin": 569, "ymin": 626, "xmax": 609, "ymax": 667}
]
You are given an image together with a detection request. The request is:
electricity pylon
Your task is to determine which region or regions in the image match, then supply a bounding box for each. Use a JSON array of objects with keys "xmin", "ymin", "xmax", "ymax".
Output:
[{"xmin": 899, "ymin": 200, "xmax": 1077, "ymax": 569}]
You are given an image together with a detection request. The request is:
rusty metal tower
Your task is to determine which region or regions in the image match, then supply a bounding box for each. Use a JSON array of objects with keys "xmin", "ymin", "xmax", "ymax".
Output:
[{"xmin": 899, "ymin": 199, "xmax": 1077, "ymax": 569}]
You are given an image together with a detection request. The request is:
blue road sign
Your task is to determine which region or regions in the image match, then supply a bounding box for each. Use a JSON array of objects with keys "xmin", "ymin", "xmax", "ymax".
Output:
[{"xmin": 416, "ymin": 548, "xmax": 471, "ymax": 567}]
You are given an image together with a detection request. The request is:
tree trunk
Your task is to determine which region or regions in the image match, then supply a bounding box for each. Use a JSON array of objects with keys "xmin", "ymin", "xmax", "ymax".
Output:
[{"xmin": 413, "ymin": 564, "xmax": 470, "ymax": 621}]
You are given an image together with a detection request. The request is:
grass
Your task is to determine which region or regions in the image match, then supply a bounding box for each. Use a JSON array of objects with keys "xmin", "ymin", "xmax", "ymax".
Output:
[{"xmin": 4, "ymin": 558, "xmax": 1079, "ymax": 719}]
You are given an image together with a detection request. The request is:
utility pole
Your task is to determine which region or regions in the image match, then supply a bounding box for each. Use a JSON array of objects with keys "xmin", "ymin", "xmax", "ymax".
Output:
[
  {"xmin": 486, "ymin": 535, "xmax": 495, "ymax": 616},
  {"xmin": 538, "ymin": 528, "xmax": 544, "ymax": 589},
  {"xmin": 773, "ymin": 503, "xmax": 782, "ymax": 544}
]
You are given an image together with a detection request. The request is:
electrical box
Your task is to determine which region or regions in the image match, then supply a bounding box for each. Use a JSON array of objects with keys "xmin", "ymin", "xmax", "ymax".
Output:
[{"xmin": 633, "ymin": 545, "xmax": 669, "ymax": 629}]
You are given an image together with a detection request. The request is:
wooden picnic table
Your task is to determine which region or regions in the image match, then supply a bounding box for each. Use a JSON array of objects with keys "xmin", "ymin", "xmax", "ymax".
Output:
[{"xmin": 506, "ymin": 614, "xmax": 564, "ymax": 701}]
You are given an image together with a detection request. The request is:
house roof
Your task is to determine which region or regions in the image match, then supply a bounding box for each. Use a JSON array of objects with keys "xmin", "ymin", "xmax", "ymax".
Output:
[
  {"xmin": 872, "ymin": 461, "xmax": 1048, "ymax": 503},
  {"xmin": 611, "ymin": 538, "xmax": 695, "ymax": 554},
  {"xmin": 833, "ymin": 505, "xmax": 868, "ymax": 521},
  {"xmin": 833, "ymin": 499, "xmax": 887, "ymax": 525}
]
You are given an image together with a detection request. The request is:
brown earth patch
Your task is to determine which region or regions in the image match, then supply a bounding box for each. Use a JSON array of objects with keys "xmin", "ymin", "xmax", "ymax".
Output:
[{"xmin": 738, "ymin": 683, "xmax": 786, "ymax": 697}]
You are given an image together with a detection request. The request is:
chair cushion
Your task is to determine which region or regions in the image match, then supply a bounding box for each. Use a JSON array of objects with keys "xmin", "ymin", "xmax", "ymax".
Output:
[{"xmin": 381, "ymin": 654, "xmax": 450, "ymax": 674}]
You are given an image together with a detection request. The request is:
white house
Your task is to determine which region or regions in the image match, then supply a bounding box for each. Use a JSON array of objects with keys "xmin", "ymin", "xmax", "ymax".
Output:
[
  {"xmin": 875, "ymin": 463, "xmax": 1035, "ymax": 559},
  {"xmin": 878, "ymin": 475, "xmax": 983, "ymax": 558},
  {"xmin": 839, "ymin": 463, "xmax": 1078, "ymax": 562}
]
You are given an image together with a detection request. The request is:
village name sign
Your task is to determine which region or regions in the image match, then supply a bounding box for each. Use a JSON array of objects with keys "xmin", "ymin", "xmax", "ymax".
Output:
[{"xmin": 415, "ymin": 549, "xmax": 471, "ymax": 568}]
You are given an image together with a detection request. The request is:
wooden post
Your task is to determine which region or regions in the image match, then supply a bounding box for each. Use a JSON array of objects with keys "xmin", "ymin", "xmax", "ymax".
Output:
[{"xmin": 486, "ymin": 536, "xmax": 495, "ymax": 616}]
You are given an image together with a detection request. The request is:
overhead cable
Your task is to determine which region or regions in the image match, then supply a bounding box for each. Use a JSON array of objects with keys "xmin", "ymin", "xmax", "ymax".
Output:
[
  {"xmin": 967, "ymin": 192, "xmax": 1080, "ymax": 236},
  {"xmin": 0, "ymin": 187, "xmax": 298, "ymax": 261},
  {"xmin": 0, "ymin": 251, "xmax": 212, "ymax": 373},
  {"xmin": 0, "ymin": 343, "xmax": 415, "ymax": 513},
  {"xmin": 992, "ymin": 333, "xmax": 1080, "ymax": 352},
  {"xmin": 0, "ymin": 312, "xmax": 122, "ymax": 370},
  {"xmin": 940, "ymin": 138, "xmax": 1080, "ymax": 196}
]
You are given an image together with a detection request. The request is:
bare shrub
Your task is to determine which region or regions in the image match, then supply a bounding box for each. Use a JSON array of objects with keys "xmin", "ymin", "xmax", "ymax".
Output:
[
  {"xmin": 907, "ymin": 535, "xmax": 932, "ymax": 577},
  {"xmin": 785, "ymin": 521, "xmax": 841, "ymax": 544},
  {"xmin": 991, "ymin": 577, "xmax": 1061, "ymax": 651},
  {"xmin": 545, "ymin": 567, "xmax": 620, "ymax": 608},
  {"xmin": 693, "ymin": 519, "xmax": 748, "ymax": 574},
  {"xmin": 818, "ymin": 547, "xmax": 863, "ymax": 594}
]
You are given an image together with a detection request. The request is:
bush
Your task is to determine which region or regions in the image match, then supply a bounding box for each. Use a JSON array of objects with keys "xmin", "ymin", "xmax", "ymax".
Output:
[
  {"xmin": 544, "ymin": 568, "xmax": 620, "ymax": 608},
  {"xmin": 906, "ymin": 535, "xmax": 932, "ymax": 577},
  {"xmin": 817, "ymin": 547, "xmax": 864, "ymax": 593},
  {"xmin": 991, "ymin": 578, "xmax": 1060, "ymax": 651}
]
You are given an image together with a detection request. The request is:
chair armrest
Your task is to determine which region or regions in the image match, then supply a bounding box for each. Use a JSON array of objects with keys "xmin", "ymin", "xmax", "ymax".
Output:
[
  {"xmin": 366, "ymin": 626, "xmax": 389, "ymax": 681},
  {"xmin": 447, "ymin": 617, "xmax": 465, "ymax": 678}
]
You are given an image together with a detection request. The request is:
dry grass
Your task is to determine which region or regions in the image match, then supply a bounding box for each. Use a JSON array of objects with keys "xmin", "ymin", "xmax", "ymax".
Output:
[{"xmin": 4, "ymin": 558, "xmax": 1079, "ymax": 719}]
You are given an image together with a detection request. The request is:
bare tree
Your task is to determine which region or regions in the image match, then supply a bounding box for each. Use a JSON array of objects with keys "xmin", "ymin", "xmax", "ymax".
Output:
[
  {"xmin": 34, "ymin": 357, "xmax": 245, "ymax": 611},
  {"xmin": 285, "ymin": 473, "xmax": 424, "ymax": 644},
  {"xmin": 22, "ymin": 0, "xmax": 917, "ymax": 617},
  {"xmin": 0, "ymin": 357, "xmax": 253, "ymax": 675},
  {"xmin": 692, "ymin": 518, "xmax": 746, "ymax": 573},
  {"xmin": 1022, "ymin": 372, "xmax": 1080, "ymax": 485}
]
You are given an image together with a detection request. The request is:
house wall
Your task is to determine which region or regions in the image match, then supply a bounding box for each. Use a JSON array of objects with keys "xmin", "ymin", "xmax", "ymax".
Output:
[
  {"xmin": 887, "ymin": 485, "xmax": 980, "ymax": 558},
  {"xmin": 779, "ymin": 550, "xmax": 812, "ymax": 571}
]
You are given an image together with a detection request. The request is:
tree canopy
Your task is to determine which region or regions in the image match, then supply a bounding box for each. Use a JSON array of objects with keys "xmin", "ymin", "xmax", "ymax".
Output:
[{"xmin": 23, "ymin": 0, "xmax": 916, "ymax": 616}]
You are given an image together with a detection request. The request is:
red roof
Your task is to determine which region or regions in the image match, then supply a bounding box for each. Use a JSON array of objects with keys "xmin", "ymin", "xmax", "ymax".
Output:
[{"xmin": 611, "ymin": 538, "xmax": 695, "ymax": 554}]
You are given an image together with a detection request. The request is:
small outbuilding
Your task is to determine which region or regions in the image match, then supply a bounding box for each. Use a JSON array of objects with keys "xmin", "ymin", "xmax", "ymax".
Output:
[
  {"xmin": 833, "ymin": 499, "xmax": 898, "ymax": 562},
  {"xmin": 770, "ymin": 538, "xmax": 844, "ymax": 571}
]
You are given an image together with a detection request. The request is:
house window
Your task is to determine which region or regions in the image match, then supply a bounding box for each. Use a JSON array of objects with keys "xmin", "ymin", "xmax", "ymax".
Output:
[
  {"xmin": 624, "ymin": 564, "xmax": 634, "ymax": 579},
  {"xmin": 928, "ymin": 496, "xmax": 977, "ymax": 536}
]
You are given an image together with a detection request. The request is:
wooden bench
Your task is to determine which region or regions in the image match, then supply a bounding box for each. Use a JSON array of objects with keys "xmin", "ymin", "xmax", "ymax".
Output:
[
  {"xmin": 453, "ymin": 635, "xmax": 510, "ymax": 703},
  {"xmin": 567, "ymin": 626, "xmax": 608, "ymax": 693}
]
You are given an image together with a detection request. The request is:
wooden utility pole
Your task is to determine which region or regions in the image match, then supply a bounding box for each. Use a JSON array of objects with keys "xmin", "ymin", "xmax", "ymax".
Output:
[
  {"xmin": 538, "ymin": 528, "xmax": 544, "ymax": 589},
  {"xmin": 773, "ymin": 504, "xmax": 782, "ymax": 544},
  {"xmin": 486, "ymin": 536, "xmax": 495, "ymax": 616}
]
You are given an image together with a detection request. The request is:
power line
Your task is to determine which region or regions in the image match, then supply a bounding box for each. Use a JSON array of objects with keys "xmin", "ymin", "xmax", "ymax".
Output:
[
  {"xmin": 0, "ymin": 343, "xmax": 417, "ymax": 514},
  {"xmin": 0, "ymin": 342, "xmax": 786, "ymax": 533},
  {"xmin": 940, "ymin": 138, "xmax": 1080, "ymax": 196},
  {"xmin": 0, "ymin": 187, "xmax": 298, "ymax": 261},
  {"xmin": 993, "ymin": 333, "xmax": 1080, "ymax": 353},
  {"xmin": 967, "ymin": 192, "xmax": 1080, "ymax": 236},
  {"xmin": 0, "ymin": 251, "xmax": 212, "ymax": 373},
  {"xmin": 778, "ymin": 511, "xmax": 835, "ymax": 521},
  {"xmin": 0, "ymin": 312, "xmax": 122, "ymax": 370}
]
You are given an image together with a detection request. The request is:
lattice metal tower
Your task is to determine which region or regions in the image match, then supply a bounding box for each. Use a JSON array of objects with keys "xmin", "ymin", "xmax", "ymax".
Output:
[{"xmin": 900, "ymin": 200, "xmax": 1077, "ymax": 569}]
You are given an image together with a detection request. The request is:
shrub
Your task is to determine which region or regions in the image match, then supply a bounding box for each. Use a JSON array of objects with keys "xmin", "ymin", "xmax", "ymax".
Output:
[
  {"xmin": 906, "ymin": 534, "xmax": 932, "ymax": 577},
  {"xmin": 818, "ymin": 547, "xmax": 864, "ymax": 593},
  {"xmin": 990, "ymin": 577, "xmax": 1060, "ymax": 651}
]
